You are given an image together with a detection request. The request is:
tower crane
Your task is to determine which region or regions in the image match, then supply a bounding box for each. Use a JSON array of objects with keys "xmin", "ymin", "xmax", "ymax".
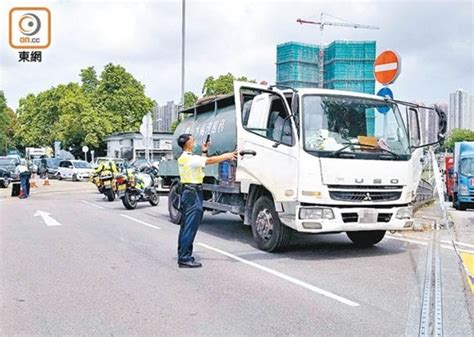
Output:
[{"xmin": 297, "ymin": 13, "xmax": 379, "ymax": 88}]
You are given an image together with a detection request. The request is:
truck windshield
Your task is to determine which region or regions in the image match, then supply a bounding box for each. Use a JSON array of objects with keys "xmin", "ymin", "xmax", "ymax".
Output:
[
  {"xmin": 460, "ymin": 157, "xmax": 474, "ymax": 176},
  {"xmin": 302, "ymin": 95, "xmax": 410, "ymax": 159}
]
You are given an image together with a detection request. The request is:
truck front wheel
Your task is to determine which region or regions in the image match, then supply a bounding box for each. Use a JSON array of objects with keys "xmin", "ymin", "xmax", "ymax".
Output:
[
  {"xmin": 251, "ymin": 196, "xmax": 292, "ymax": 252},
  {"xmin": 346, "ymin": 230, "xmax": 386, "ymax": 248}
]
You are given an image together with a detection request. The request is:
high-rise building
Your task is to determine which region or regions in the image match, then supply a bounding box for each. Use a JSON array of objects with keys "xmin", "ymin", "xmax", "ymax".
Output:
[
  {"xmin": 276, "ymin": 40, "xmax": 376, "ymax": 94},
  {"xmin": 448, "ymin": 89, "xmax": 473, "ymax": 131},
  {"xmin": 153, "ymin": 101, "xmax": 180, "ymax": 133}
]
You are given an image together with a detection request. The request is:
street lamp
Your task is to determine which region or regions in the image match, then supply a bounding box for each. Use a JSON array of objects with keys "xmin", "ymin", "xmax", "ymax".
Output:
[{"xmin": 181, "ymin": 0, "xmax": 186, "ymax": 107}]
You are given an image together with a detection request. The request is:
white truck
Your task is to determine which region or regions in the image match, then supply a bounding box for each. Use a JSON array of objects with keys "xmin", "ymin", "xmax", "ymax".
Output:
[{"xmin": 159, "ymin": 82, "xmax": 446, "ymax": 251}]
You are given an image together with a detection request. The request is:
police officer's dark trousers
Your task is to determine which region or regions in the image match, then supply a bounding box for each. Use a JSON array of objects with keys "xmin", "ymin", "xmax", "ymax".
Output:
[
  {"xmin": 178, "ymin": 186, "xmax": 203, "ymax": 262},
  {"xmin": 20, "ymin": 174, "xmax": 29, "ymax": 198}
]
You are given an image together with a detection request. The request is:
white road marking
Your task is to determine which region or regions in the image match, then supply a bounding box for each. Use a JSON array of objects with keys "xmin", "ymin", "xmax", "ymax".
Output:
[
  {"xmin": 120, "ymin": 214, "xmax": 161, "ymax": 230},
  {"xmin": 197, "ymin": 242, "xmax": 359, "ymax": 307},
  {"xmin": 391, "ymin": 233, "xmax": 474, "ymax": 249},
  {"xmin": 387, "ymin": 234, "xmax": 474, "ymax": 254},
  {"xmin": 385, "ymin": 235, "xmax": 428, "ymax": 246},
  {"xmin": 34, "ymin": 210, "xmax": 62, "ymax": 227},
  {"xmin": 440, "ymin": 245, "xmax": 474, "ymax": 254},
  {"xmin": 80, "ymin": 200, "xmax": 104, "ymax": 209}
]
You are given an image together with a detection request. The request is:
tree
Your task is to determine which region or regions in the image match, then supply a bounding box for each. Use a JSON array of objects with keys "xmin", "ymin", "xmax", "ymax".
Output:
[
  {"xmin": 184, "ymin": 91, "xmax": 198, "ymax": 108},
  {"xmin": 202, "ymin": 73, "xmax": 255, "ymax": 97},
  {"xmin": 0, "ymin": 91, "xmax": 13, "ymax": 154},
  {"xmin": 171, "ymin": 120, "xmax": 180, "ymax": 132},
  {"xmin": 14, "ymin": 63, "xmax": 155, "ymax": 155},
  {"xmin": 95, "ymin": 63, "xmax": 155, "ymax": 132},
  {"xmin": 444, "ymin": 129, "xmax": 474, "ymax": 151},
  {"xmin": 80, "ymin": 66, "xmax": 99, "ymax": 94}
]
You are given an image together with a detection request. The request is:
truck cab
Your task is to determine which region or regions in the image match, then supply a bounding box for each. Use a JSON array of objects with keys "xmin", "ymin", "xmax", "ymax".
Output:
[
  {"xmin": 453, "ymin": 142, "xmax": 474, "ymax": 210},
  {"xmin": 161, "ymin": 81, "xmax": 446, "ymax": 252}
]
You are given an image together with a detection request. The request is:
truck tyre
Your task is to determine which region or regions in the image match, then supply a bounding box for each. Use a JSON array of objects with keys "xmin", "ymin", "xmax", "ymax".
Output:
[
  {"xmin": 251, "ymin": 196, "xmax": 292, "ymax": 252},
  {"xmin": 149, "ymin": 192, "xmax": 160, "ymax": 206},
  {"xmin": 122, "ymin": 190, "xmax": 137, "ymax": 210},
  {"xmin": 105, "ymin": 188, "xmax": 115, "ymax": 202},
  {"xmin": 347, "ymin": 230, "xmax": 386, "ymax": 248},
  {"xmin": 459, "ymin": 203, "xmax": 467, "ymax": 211},
  {"xmin": 168, "ymin": 184, "xmax": 182, "ymax": 224},
  {"xmin": 453, "ymin": 193, "xmax": 459, "ymax": 209}
]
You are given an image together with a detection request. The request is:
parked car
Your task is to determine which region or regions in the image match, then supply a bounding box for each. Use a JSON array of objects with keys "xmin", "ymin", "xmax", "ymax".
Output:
[
  {"xmin": 38, "ymin": 158, "xmax": 62, "ymax": 178},
  {"xmin": 58, "ymin": 160, "xmax": 94, "ymax": 181},
  {"xmin": 0, "ymin": 156, "xmax": 20, "ymax": 182},
  {"xmin": 0, "ymin": 167, "xmax": 11, "ymax": 188},
  {"xmin": 31, "ymin": 158, "xmax": 41, "ymax": 174},
  {"xmin": 130, "ymin": 158, "xmax": 152, "ymax": 171}
]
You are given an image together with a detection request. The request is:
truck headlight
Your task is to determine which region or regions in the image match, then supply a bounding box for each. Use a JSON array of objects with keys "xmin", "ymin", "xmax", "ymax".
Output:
[
  {"xmin": 396, "ymin": 207, "xmax": 413, "ymax": 220},
  {"xmin": 299, "ymin": 207, "xmax": 334, "ymax": 220},
  {"xmin": 460, "ymin": 185, "xmax": 469, "ymax": 196}
]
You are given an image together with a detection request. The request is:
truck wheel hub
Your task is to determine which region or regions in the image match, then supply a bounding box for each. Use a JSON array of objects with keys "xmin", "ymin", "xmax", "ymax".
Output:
[{"xmin": 256, "ymin": 209, "xmax": 274, "ymax": 241}]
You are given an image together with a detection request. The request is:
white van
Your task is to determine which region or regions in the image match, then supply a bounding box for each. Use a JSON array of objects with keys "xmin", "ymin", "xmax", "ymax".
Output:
[{"xmin": 58, "ymin": 160, "xmax": 93, "ymax": 181}]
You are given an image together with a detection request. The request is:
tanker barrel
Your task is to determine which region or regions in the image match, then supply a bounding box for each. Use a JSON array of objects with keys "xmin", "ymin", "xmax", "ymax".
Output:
[{"xmin": 173, "ymin": 95, "xmax": 237, "ymax": 158}]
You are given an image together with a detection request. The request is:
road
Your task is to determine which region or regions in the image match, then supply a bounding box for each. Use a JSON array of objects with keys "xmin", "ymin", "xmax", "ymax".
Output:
[{"xmin": 0, "ymin": 180, "xmax": 473, "ymax": 336}]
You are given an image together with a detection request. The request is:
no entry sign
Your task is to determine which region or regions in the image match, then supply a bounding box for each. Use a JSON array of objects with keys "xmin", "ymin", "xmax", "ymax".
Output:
[{"xmin": 374, "ymin": 50, "xmax": 401, "ymax": 85}]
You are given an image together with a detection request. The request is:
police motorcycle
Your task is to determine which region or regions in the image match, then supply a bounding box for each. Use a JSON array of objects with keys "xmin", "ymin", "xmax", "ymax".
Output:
[
  {"xmin": 91, "ymin": 161, "xmax": 119, "ymax": 202},
  {"xmin": 119, "ymin": 164, "xmax": 160, "ymax": 210}
]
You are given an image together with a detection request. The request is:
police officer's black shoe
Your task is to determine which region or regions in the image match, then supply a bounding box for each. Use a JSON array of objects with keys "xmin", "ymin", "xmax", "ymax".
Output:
[{"xmin": 178, "ymin": 260, "xmax": 202, "ymax": 268}]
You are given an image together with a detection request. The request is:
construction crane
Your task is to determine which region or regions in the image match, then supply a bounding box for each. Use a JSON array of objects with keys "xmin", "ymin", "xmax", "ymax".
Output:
[{"xmin": 297, "ymin": 13, "xmax": 379, "ymax": 88}]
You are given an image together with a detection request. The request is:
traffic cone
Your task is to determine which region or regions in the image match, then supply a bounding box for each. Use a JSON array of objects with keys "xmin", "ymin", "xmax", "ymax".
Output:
[
  {"xmin": 30, "ymin": 178, "xmax": 39, "ymax": 188},
  {"xmin": 43, "ymin": 176, "xmax": 51, "ymax": 186}
]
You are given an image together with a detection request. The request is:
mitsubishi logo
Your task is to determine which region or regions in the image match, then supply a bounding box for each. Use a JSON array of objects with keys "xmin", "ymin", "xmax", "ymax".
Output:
[{"xmin": 363, "ymin": 192, "xmax": 372, "ymax": 201}]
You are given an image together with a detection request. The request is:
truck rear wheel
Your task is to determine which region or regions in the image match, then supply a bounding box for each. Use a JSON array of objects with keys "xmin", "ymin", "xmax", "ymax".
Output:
[
  {"xmin": 346, "ymin": 230, "xmax": 386, "ymax": 248},
  {"xmin": 168, "ymin": 184, "xmax": 182, "ymax": 224},
  {"xmin": 251, "ymin": 196, "xmax": 292, "ymax": 252}
]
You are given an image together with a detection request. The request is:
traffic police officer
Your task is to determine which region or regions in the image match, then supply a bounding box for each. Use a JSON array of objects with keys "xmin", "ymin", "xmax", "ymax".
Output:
[
  {"xmin": 15, "ymin": 160, "xmax": 30, "ymax": 199},
  {"xmin": 176, "ymin": 134, "xmax": 237, "ymax": 268}
]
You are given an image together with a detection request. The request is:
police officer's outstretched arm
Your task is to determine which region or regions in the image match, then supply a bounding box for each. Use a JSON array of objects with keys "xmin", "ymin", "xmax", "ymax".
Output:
[{"xmin": 205, "ymin": 151, "xmax": 238, "ymax": 165}]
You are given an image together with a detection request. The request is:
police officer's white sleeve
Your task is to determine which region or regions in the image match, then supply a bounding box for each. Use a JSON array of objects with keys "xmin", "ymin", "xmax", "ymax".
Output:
[{"xmin": 187, "ymin": 155, "xmax": 207, "ymax": 168}]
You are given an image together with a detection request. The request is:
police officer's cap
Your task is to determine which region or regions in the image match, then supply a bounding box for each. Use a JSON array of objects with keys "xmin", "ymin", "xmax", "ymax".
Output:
[{"xmin": 177, "ymin": 134, "xmax": 192, "ymax": 149}]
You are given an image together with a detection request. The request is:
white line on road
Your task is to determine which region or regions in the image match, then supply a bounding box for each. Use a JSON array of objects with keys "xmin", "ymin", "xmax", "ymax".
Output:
[
  {"xmin": 80, "ymin": 200, "xmax": 104, "ymax": 209},
  {"xmin": 391, "ymin": 233, "xmax": 474, "ymax": 249},
  {"xmin": 386, "ymin": 234, "xmax": 474, "ymax": 253},
  {"xmin": 197, "ymin": 242, "xmax": 360, "ymax": 307},
  {"xmin": 440, "ymin": 245, "xmax": 474, "ymax": 254},
  {"xmin": 385, "ymin": 235, "xmax": 428, "ymax": 246},
  {"xmin": 120, "ymin": 214, "xmax": 161, "ymax": 230},
  {"xmin": 34, "ymin": 210, "xmax": 62, "ymax": 227}
]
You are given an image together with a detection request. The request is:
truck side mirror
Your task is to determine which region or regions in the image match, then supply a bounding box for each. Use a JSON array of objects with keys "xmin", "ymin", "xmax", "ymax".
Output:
[{"xmin": 435, "ymin": 104, "xmax": 447, "ymax": 141}]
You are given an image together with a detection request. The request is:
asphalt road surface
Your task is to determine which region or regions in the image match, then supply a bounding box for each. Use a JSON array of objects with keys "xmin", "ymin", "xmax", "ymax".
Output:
[{"xmin": 0, "ymin": 181, "xmax": 473, "ymax": 336}]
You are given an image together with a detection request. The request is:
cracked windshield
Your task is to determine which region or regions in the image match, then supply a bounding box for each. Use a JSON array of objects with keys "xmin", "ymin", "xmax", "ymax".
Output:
[{"xmin": 0, "ymin": 0, "xmax": 473, "ymax": 336}]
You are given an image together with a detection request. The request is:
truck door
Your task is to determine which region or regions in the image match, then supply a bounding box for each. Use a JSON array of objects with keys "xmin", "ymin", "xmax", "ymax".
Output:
[
  {"xmin": 234, "ymin": 82, "xmax": 299, "ymax": 202},
  {"xmin": 405, "ymin": 106, "xmax": 425, "ymax": 197}
]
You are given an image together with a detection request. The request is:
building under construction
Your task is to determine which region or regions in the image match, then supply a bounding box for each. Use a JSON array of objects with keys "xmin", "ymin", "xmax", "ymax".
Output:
[{"xmin": 276, "ymin": 40, "xmax": 376, "ymax": 94}]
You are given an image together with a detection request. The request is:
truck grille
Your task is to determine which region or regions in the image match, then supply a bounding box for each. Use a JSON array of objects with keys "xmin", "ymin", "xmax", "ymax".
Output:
[
  {"xmin": 328, "ymin": 185, "xmax": 403, "ymax": 190},
  {"xmin": 330, "ymin": 191, "xmax": 401, "ymax": 202},
  {"xmin": 341, "ymin": 212, "xmax": 393, "ymax": 223},
  {"xmin": 341, "ymin": 213, "xmax": 358, "ymax": 223}
]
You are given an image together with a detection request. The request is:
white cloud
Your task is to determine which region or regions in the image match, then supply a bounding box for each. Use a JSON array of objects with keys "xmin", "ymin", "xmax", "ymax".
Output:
[{"xmin": 0, "ymin": 0, "xmax": 472, "ymax": 110}]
